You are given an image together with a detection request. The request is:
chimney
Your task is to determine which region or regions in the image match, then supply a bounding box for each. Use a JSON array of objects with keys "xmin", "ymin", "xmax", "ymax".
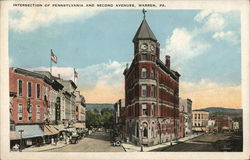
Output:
[
  {"xmin": 58, "ymin": 74, "xmax": 60, "ymax": 78},
  {"xmin": 165, "ymin": 55, "xmax": 170, "ymax": 69}
]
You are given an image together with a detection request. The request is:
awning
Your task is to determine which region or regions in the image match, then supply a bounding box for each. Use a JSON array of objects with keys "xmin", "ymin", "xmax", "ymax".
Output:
[
  {"xmin": 15, "ymin": 125, "xmax": 44, "ymax": 139},
  {"xmin": 73, "ymin": 123, "xmax": 84, "ymax": 128},
  {"xmin": 44, "ymin": 125, "xmax": 59, "ymax": 136},
  {"xmin": 54, "ymin": 124, "xmax": 65, "ymax": 131},
  {"xmin": 10, "ymin": 131, "xmax": 20, "ymax": 140}
]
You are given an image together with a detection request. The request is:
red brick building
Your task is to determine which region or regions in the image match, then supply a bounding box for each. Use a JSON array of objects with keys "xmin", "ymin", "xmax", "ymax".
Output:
[
  {"xmin": 123, "ymin": 15, "xmax": 180, "ymax": 146},
  {"xmin": 9, "ymin": 67, "xmax": 52, "ymax": 124}
]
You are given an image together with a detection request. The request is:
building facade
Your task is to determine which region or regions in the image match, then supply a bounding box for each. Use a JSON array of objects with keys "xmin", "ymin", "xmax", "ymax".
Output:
[
  {"xmin": 179, "ymin": 98, "xmax": 192, "ymax": 137},
  {"xmin": 75, "ymin": 91, "xmax": 86, "ymax": 128},
  {"xmin": 123, "ymin": 15, "xmax": 180, "ymax": 146},
  {"xmin": 192, "ymin": 110, "xmax": 209, "ymax": 132},
  {"xmin": 114, "ymin": 99, "xmax": 126, "ymax": 139}
]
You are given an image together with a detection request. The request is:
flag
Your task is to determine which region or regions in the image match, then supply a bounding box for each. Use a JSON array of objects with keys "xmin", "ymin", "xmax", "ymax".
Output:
[
  {"xmin": 74, "ymin": 68, "xmax": 78, "ymax": 78},
  {"xmin": 51, "ymin": 49, "xmax": 57, "ymax": 64}
]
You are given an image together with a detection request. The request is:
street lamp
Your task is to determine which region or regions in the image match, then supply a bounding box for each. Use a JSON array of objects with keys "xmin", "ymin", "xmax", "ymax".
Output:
[
  {"xmin": 139, "ymin": 126, "xmax": 143, "ymax": 152},
  {"xmin": 18, "ymin": 129, "xmax": 24, "ymax": 152}
]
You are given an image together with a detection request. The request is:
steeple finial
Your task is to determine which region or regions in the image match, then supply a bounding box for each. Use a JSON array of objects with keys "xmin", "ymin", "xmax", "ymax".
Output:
[{"xmin": 142, "ymin": 8, "xmax": 147, "ymax": 19}]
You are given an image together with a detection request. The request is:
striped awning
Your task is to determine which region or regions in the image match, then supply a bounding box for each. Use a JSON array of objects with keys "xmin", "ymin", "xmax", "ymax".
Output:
[
  {"xmin": 54, "ymin": 124, "xmax": 65, "ymax": 131},
  {"xmin": 15, "ymin": 125, "xmax": 44, "ymax": 139},
  {"xmin": 44, "ymin": 125, "xmax": 59, "ymax": 136}
]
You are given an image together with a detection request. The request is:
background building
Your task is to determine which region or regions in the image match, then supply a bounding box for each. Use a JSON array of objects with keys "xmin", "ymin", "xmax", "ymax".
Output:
[
  {"xmin": 179, "ymin": 98, "xmax": 192, "ymax": 137},
  {"xmin": 114, "ymin": 99, "xmax": 126, "ymax": 139},
  {"xmin": 75, "ymin": 91, "xmax": 86, "ymax": 128},
  {"xmin": 192, "ymin": 110, "xmax": 209, "ymax": 132},
  {"xmin": 123, "ymin": 15, "xmax": 180, "ymax": 146}
]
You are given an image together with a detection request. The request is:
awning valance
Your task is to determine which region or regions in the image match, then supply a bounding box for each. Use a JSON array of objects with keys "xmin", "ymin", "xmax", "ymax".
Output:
[{"xmin": 15, "ymin": 125, "xmax": 44, "ymax": 139}]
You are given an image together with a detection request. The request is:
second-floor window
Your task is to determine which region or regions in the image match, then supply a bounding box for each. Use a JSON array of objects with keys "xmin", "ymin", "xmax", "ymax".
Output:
[
  {"xmin": 18, "ymin": 80, "xmax": 23, "ymax": 97},
  {"xmin": 141, "ymin": 85, "xmax": 147, "ymax": 97},
  {"xmin": 28, "ymin": 105, "xmax": 32, "ymax": 121},
  {"xmin": 141, "ymin": 68, "xmax": 147, "ymax": 78},
  {"xmin": 36, "ymin": 84, "xmax": 40, "ymax": 99},
  {"xmin": 18, "ymin": 104, "xmax": 23, "ymax": 121},
  {"xmin": 36, "ymin": 105, "xmax": 40, "ymax": 120},
  {"xmin": 27, "ymin": 82, "xmax": 32, "ymax": 98}
]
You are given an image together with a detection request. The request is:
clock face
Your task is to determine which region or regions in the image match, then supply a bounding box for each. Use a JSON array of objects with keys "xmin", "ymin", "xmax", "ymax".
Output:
[
  {"xmin": 150, "ymin": 44, "xmax": 155, "ymax": 51},
  {"xmin": 140, "ymin": 43, "xmax": 148, "ymax": 50}
]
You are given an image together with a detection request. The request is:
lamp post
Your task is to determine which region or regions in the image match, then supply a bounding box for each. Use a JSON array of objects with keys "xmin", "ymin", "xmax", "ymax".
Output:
[
  {"xmin": 18, "ymin": 129, "xmax": 24, "ymax": 152},
  {"xmin": 139, "ymin": 126, "xmax": 143, "ymax": 152}
]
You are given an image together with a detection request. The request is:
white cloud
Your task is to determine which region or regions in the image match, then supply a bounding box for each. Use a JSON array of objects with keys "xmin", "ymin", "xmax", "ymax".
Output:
[
  {"xmin": 212, "ymin": 31, "xmax": 239, "ymax": 44},
  {"xmin": 194, "ymin": 9, "xmax": 239, "ymax": 32},
  {"xmin": 9, "ymin": 8, "xmax": 102, "ymax": 32},
  {"xmin": 161, "ymin": 28, "xmax": 210, "ymax": 70}
]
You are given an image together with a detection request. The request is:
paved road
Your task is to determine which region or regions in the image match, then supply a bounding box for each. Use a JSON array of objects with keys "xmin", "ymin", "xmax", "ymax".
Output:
[
  {"xmin": 152, "ymin": 133, "xmax": 242, "ymax": 152},
  {"xmin": 49, "ymin": 131, "xmax": 125, "ymax": 152}
]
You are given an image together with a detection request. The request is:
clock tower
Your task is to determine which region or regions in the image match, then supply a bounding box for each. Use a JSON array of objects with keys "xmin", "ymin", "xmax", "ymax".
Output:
[{"xmin": 124, "ymin": 10, "xmax": 180, "ymax": 146}]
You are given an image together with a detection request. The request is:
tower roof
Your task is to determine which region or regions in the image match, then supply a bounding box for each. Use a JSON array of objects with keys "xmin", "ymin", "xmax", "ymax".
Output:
[{"xmin": 133, "ymin": 19, "xmax": 157, "ymax": 42}]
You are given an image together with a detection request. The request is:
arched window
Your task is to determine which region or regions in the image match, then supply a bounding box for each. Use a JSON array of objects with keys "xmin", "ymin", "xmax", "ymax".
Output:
[
  {"xmin": 141, "ymin": 68, "xmax": 147, "ymax": 78},
  {"xmin": 151, "ymin": 122, "xmax": 154, "ymax": 138},
  {"xmin": 136, "ymin": 123, "xmax": 139, "ymax": 137},
  {"xmin": 143, "ymin": 122, "xmax": 148, "ymax": 137},
  {"xmin": 198, "ymin": 114, "xmax": 200, "ymax": 119}
]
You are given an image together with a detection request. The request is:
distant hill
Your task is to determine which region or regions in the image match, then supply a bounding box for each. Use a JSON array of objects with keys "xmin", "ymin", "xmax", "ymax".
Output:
[
  {"xmin": 197, "ymin": 107, "xmax": 242, "ymax": 118},
  {"xmin": 86, "ymin": 103, "xmax": 114, "ymax": 111}
]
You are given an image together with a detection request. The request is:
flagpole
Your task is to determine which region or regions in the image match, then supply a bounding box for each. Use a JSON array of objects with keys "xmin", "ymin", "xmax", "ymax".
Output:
[{"xmin": 50, "ymin": 49, "xmax": 52, "ymax": 74}]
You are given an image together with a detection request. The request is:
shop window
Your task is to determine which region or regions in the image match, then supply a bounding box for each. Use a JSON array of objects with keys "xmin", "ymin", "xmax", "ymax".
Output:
[{"xmin": 143, "ymin": 122, "xmax": 148, "ymax": 137}]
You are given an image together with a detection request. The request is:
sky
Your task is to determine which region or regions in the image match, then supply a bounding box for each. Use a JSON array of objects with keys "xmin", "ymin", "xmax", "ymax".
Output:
[{"xmin": 9, "ymin": 8, "xmax": 241, "ymax": 109}]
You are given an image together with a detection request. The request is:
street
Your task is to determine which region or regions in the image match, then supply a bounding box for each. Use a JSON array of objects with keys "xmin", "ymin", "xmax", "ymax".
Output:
[
  {"xmin": 48, "ymin": 131, "xmax": 125, "ymax": 152},
  {"xmin": 152, "ymin": 133, "xmax": 243, "ymax": 152}
]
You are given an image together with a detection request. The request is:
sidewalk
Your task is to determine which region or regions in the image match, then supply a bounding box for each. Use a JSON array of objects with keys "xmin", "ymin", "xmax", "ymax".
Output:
[
  {"xmin": 22, "ymin": 141, "xmax": 69, "ymax": 152},
  {"xmin": 121, "ymin": 133, "xmax": 204, "ymax": 152}
]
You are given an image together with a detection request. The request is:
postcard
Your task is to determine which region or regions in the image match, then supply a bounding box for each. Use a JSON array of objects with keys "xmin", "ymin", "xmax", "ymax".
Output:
[{"xmin": 0, "ymin": 0, "xmax": 249, "ymax": 160}]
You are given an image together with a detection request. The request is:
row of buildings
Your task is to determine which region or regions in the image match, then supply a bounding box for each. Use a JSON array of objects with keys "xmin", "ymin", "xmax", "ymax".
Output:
[
  {"xmin": 9, "ymin": 67, "xmax": 86, "ymax": 149},
  {"xmin": 192, "ymin": 110, "xmax": 238, "ymax": 132}
]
